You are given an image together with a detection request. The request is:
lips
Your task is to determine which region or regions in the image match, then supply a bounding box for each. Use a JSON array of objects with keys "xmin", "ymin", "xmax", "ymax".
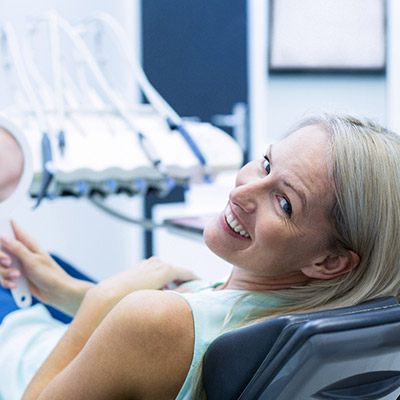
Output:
[{"xmin": 224, "ymin": 205, "xmax": 250, "ymax": 238}]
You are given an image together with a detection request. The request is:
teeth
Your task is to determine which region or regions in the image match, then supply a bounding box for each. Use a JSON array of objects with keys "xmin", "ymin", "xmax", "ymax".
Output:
[
  {"xmin": 230, "ymin": 219, "xmax": 239, "ymax": 228},
  {"xmin": 224, "ymin": 207, "xmax": 250, "ymax": 238}
]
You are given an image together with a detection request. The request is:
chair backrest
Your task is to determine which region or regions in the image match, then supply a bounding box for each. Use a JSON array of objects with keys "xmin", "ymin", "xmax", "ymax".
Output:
[
  {"xmin": 248, "ymin": 305, "xmax": 400, "ymax": 400},
  {"xmin": 203, "ymin": 296, "xmax": 399, "ymax": 400}
]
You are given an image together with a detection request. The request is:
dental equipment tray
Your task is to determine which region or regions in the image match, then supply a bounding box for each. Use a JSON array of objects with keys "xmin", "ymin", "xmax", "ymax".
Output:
[{"xmin": 4, "ymin": 108, "xmax": 243, "ymax": 198}]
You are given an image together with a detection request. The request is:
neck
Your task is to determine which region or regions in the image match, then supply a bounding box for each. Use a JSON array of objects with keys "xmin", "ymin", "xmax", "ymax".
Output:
[{"xmin": 218, "ymin": 267, "xmax": 310, "ymax": 291}]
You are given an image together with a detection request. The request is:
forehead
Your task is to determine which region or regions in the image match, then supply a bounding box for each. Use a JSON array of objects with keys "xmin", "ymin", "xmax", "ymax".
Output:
[{"xmin": 280, "ymin": 125, "xmax": 329, "ymax": 156}]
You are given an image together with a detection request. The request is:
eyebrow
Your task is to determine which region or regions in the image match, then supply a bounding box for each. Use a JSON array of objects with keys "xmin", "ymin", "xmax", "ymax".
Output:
[{"xmin": 269, "ymin": 144, "xmax": 308, "ymax": 212}]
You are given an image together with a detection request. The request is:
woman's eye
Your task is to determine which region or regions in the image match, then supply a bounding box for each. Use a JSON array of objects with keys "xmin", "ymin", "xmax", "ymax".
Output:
[
  {"xmin": 263, "ymin": 156, "xmax": 271, "ymax": 174},
  {"xmin": 278, "ymin": 196, "xmax": 292, "ymax": 217}
]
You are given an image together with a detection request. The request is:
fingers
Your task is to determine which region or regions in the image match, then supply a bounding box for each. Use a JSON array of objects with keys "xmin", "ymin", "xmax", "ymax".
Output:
[
  {"xmin": 0, "ymin": 249, "xmax": 18, "ymax": 289},
  {"xmin": 0, "ymin": 250, "xmax": 12, "ymax": 266},
  {"xmin": 0, "ymin": 236, "xmax": 35, "ymax": 266},
  {"xmin": 146, "ymin": 256, "xmax": 199, "ymax": 282},
  {"xmin": 0, "ymin": 264, "xmax": 20, "ymax": 289},
  {"xmin": 10, "ymin": 220, "xmax": 42, "ymax": 253},
  {"xmin": 173, "ymin": 266, "xmax": 199, "ymax": 282}
]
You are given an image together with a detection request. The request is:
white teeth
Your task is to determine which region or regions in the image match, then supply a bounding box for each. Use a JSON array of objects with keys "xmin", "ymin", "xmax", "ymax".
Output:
[
  {"xmin": 224, "ymin": 207, "xmax": 250, "ymax": 238},
  {"xmin": 230, "ymin": 220, "xmax": 239, "ymax": 228}
]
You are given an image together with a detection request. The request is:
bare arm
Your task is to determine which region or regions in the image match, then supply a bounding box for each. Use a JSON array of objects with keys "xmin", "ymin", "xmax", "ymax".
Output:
[
  {"xmin": 0, "ymin": 223, "xmax": 197, "ymax": 398},
  {"xmin": 0, "ymin": 222, "xmax": 197, "ymax": 316},
  {"xmin": 23, "ymin": 290, "xmax": 194, "ymax": 399}
]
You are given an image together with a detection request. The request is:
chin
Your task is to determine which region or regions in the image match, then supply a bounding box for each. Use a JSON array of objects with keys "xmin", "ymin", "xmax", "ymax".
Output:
[
  {"xmin": 204, "ymin": 217, "xmax": 223, "ymax": 253},
  {"xmin": 203, "ymin": 217, "xmax": 233, "ymax": 265},
  {"xmin": 203, "ymin": 217, "xmax": 217, "ymax": 250}
]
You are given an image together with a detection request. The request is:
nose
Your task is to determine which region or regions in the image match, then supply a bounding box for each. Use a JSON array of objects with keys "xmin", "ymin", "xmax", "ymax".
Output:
[{"xmin": 230, "ymin": 169, "xmax": 267, "ymax": 214}]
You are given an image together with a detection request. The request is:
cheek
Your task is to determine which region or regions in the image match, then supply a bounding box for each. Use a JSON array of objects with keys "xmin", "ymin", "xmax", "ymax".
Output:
[
  {"xmin": 255, "ymin": 221, "xmax": 322, "ymax": 262},
  {"xmin": 256, "ymin": 217, "xmax": 289, "ymax": 246}
]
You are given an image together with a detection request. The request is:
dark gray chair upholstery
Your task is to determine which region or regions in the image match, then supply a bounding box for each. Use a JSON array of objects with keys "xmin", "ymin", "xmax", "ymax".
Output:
[{"xmin": 203, "ymin": 297, "xmax": 400, "ymax": 400}]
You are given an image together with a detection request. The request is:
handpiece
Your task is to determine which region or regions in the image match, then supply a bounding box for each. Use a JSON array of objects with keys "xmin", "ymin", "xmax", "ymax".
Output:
[{"xmin": 10, "ymin": 257, "xmax": 32, "ymax": 308}]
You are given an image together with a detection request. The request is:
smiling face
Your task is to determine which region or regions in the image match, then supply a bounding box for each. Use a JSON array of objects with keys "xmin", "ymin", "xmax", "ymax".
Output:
[{"xmin": 204, "ymin": 125, "xmax": 335, "ymax": 279}]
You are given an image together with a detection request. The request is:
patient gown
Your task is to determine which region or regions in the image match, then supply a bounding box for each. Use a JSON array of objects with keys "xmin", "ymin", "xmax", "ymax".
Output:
[{"xmin": 0, "ymin": 281, "xmax": 283, "ymax": 400}]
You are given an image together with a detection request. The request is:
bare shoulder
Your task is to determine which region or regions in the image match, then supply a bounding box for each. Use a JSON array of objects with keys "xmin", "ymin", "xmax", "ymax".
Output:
[
  {"xmin": 115, "ymin": 289, "xmax": 194, "ymax": 347},
  {"xmin": 117, "ymin": 288, "xmax": 193, "ymax": 327},
  {"xmin": 104, "ymin": 289, "xmax": 195, "ymax": 398},
  {"xmin": 115, "ymin": 288, "xmax": 195, "ymax": 345},
  {"xmin": 34, "ymin": 290, "xmax": 195, "ymax": 400}
]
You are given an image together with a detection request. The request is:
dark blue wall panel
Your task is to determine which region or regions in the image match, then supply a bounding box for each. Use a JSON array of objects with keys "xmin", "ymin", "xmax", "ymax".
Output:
[{"xmin": 142, "ymin": 1, "xmax": 247, "ymax": 122}]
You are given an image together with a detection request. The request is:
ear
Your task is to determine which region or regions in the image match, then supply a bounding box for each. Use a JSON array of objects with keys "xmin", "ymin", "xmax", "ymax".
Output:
[{"xmin": 301, "ymin": 250, "xmax": 360, "ymax": 280}]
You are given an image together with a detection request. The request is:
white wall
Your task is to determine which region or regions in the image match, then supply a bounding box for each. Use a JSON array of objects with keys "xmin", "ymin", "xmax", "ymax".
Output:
[
  {"xmin": 248, "ymin": 0, "xmax": 386, "ymax": 155},
  {"xmin": 265, "ymin": 74, "xmax": 386, "ymax": 144},
  {"xmin": 0, "ymin": 0, "xmax": 143, "ymax": 280},
  {"xmin": 387, "ymin": 0, "xmax": 400, "ymax": 131}
]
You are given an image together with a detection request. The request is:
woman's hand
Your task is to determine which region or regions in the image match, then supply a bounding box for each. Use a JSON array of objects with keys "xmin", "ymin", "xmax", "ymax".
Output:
[
  {"xmin": 93, "ymin": 256, "xmax": 199, "ymax": 301},
  {"xmin": 0, "ymin": 221, "xmax": 94, "ymax": 315}
]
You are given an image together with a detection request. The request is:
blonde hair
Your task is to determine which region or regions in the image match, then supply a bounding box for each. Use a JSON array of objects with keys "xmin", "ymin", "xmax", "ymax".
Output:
[
  {"xmin": 193, "ymin": 114, "xmax": 400, "ymax": 398},
  {"xmin": 267, "ymin": 114, "xmax": 400, "ymax": 314}
]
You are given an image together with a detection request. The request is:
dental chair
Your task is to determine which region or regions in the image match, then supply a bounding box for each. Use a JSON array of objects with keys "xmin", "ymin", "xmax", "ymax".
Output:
[{"xmin": 203, "ymin": 296, "xmax": 400, "ymax": 400}]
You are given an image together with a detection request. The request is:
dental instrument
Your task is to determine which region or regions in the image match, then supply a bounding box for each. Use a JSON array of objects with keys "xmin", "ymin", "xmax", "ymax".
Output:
[
  {"xmin": 83, "ymin": 13, "xmax": 209, "ymax": 179},
  {"xmin": 54, "ymin": 14, "xmax": 173, "ymax": 186},
  {"xmin": 1, "ymin": 23, "xmax": 54, "ymax": 209}
]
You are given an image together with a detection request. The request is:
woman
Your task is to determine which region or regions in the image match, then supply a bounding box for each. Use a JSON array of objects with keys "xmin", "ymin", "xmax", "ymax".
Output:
[{"xmin": 0, "ymin": 114, "xmax": 399, "ymax": 399}]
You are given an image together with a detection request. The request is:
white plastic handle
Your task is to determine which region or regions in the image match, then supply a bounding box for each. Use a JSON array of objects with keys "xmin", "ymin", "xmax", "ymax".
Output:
[
  {"xmin": 0, "ymin": 221, "xmax": 32, "ymax": 308},
  {"xmin": 10, "ymin": 255, "xmax": 32, "ymax": 308}
]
